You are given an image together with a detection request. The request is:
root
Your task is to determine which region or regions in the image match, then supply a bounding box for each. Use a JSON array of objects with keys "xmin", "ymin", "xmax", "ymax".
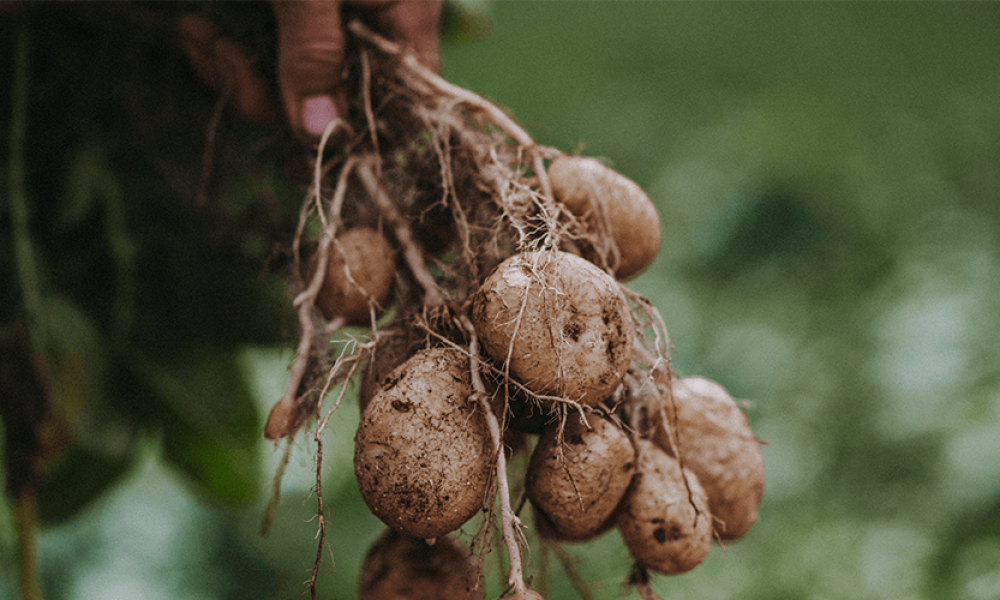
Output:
[
  {"xmin": 628, "ymin": 564, "xmax": 665, "ymax": 600},
  {"xmin": 461, "ymin": 315, "xmax": 529, "ymax": 596},
  {"xmin": 355, "ymin": 158, "xmax": 445, "ymax": 308},
  {"xmin": 265, "ymin": 130, "xmax": 354, "ymax": 441},
  {"xmin": 256, "ymin": 12, "xmax": 746, "ymax": 599}
]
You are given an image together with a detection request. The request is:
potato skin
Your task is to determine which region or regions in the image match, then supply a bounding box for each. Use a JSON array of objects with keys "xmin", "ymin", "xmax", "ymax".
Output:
[
  {"xmin": 548, "ymin": 156, "xmax": 661, "ymax": 280},
  {"xmin": 526, "ymin": 414, "xmax": 635, "ymax": 541},
  {"xmin": 359, "ymin": 326, "xmax": 424, "ymax": 414},
  {"xmin": 311, "ymin": 227, "xmax": 395, "ymax": 325},
  {"xmin": 471, "ymin": 251, "xmax": 633, "ymax": 407},
  {"xmin": 652, "ymin": 377, "xmax": 765, "ymax": 541},
  {"xmin": 359, "ymin": 528, "xmax": 484, "ymax": 600},
  {"xmin": 616, "ymin": 439, "xmax": 712, "ymax": 575},
  {"xmin": 354, "ymin": 348, "xmax": 493, "ymax": 539}
]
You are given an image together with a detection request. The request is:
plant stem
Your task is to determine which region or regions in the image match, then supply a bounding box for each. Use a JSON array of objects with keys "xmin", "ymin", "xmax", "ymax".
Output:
[
  {"xmin": 7, "ymin": 23, "xmax": 46, "ymax": 600},
  {"xmin": 14, "ymin": 493, "xmax": 44, "ymax": 600},
  {"xmin": 460, "ymin": 316, "xmax": 527, "ymax": 595},
  {"xmin": 7, "ymin": 22, "xmax": 44, "ymax": 355}
]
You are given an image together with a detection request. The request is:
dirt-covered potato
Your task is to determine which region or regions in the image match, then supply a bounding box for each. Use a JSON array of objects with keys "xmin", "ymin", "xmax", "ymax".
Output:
[
  {"xmin": 616, "ymin": 439, "xmax": 712, "ymax": 575},
  {"xmin": 310, "ymin": 227, "xmax": 395, "ymax": 325},
  {"xmin": 652, "ymin": 377, "xmax": 765, "ymax": 541},
  {"xmin": 354, "ymin": 348, "xmax": 493, "ymax": 539},
  {"xmin": 526, "ymin": 413, "xmax": 635, "ymax": 541},
  {"xmin": 471, "ymin": 250, "xmax": 633, "ymax": 407},
  {"xmin": 548, "ymin": 156, "xmax": 661, "ymax": 280},
  {"xmin": 359, "ymin": 528, "xmax": 484, "ymax": 600},
  {"xmin": 359, "ymin": 327, "xmax": 424, "ymax": 413}
]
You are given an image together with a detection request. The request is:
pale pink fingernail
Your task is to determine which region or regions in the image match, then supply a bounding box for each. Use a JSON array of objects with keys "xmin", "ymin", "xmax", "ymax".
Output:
[{"xmin": 302, "ymin": 95, "xmax": 338, "ymax": 136}]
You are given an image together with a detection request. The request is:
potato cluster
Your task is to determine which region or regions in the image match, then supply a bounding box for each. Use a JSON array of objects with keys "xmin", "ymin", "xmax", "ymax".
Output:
[{"xmin": 264, "ymin": 23, "xmax": 766, "ymax": 600}]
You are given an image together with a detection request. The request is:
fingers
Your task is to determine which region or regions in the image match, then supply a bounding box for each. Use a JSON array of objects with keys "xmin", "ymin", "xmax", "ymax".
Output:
[
  {"xmin": 367, "ymin": 0, "xmax": 444, "ymax": 72},
  {"xmin": 274, "ymin": 1, "xmax": 443, "ymax": 136},
  {"xmin": 271, "ymin": 1, "xmax": 347, "ymax": 136},
  {"xmin": 181, "ymin": 1, "xmax": 443, "ymax": 137},
  {"xmin": 177, "ymin": 14, "xmax": 282, "ymax": 126}
]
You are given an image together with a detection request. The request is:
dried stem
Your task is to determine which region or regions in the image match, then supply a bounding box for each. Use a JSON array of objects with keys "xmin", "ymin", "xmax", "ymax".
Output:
[
  {"xmin": 266, "ymin": 129, "xmax": 353, "ymax": 441},
  {"xmin": 308, "ymin": 403, "xmax": 331, "ymax": 599},
  {"xmin": 259, "ymin": 438, "xmax": 295, "ymax": 536},
  {"xmin": 356, "ymin": 157, "xmax": 446, "ymax": 307},
  {"xmin": 460, "ymin": 315, "xmax": 528, "ymax": 596},
  {"xmin": 349, "ymin": 20, "xmax": 533, "ymax": 148}
]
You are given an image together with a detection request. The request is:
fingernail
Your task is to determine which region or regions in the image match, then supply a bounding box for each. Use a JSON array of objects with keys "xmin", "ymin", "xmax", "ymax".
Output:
[{"xmin": 302, "ymin": 95, "xmax": 338, "ymax": 137}]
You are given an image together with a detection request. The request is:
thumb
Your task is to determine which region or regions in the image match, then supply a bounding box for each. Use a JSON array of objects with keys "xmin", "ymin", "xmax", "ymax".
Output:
[{"xmin": 272, "ymin": 1, "xmax": 347, "ymax": 136}]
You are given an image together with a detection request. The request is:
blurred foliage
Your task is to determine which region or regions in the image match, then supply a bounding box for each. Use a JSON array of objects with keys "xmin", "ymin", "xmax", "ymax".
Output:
[{"xmin": 2, "ymin": 2, "xmax": 1000, "ymax": 600}]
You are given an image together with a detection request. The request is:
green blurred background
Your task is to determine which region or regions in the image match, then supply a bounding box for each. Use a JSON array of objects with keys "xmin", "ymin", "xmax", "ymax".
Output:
[{"xmin": 2, "ymin": 2, "xmax": 999, "ymax": 599}]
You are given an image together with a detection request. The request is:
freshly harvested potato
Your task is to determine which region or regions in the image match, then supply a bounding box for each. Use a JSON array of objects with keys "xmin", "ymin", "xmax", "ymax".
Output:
[
  {"xmin": 359, "ymin": 528, "xmax": 484, "ymax": 600},
  {"xmin": 310, "ymin": 227, "xmax": 395, "ymax": 325},
  {"xmin": 354, "ymin": 348, "xmax": 493, "ymax": 539},
  {"xmin": 616, "ymin": 439, "xmax": 712, "ymax": 575},
  {"xmin": 652, "ymin": 377, "xmax": 765, "ymax": 541},
  {"xmin": 471, "ymin": 250, "xmax": 633, "ymax": 407},
  {"xmin": 548, "ymin": 156, "xmax": 661, "ymax": 280},
  {"xmin": 526, "ymin": 413, "xmax": 635, "ymax": 541},
  {"xmin": 358, "ymin": 326, "xmax": 424, "ymax": 413}
]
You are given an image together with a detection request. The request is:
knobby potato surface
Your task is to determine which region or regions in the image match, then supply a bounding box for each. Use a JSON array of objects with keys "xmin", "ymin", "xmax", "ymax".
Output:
[
  {"xmin": 354, "ymin": 348, "xmax": 493, "ymax": 539},
  {"xmin": 526, "ymin": 413, "xmax": 635, "ymax": 541},
  {"xmin": 359, "ymin": 528, "xmax": 484, "ymax": 600},
  {"xmin": 617, "ymin": 439, "xmax": 712, "ymax": 575},
  {"xmin": 471, "ymin": 251, "xmax": 633, "ymax": 407},
  {"xmin": 311, "ymin": 227, "xmax": 396, "ymax": 325},
  {"xmin": 549, "ymin": 156, "xmax": 662, "ymax": 280},
  {"xmin": 653, "ymin": 376, "xmax": 765, "ymax": 541}
]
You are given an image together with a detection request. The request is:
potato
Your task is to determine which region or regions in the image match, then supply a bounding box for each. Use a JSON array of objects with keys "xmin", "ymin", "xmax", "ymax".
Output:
[
  {"xmin": 355, "ymin": 348, "xmax": 493, "ymax": 539},
  {"xmin": 359, "ymin": 327, "xmax": 424, "ymax": 414},
  {"xmin": 548, "ymin": 156, "xmax": 661, "ymax": 280},
  {"xmin": 526, "ymin": 413, "xmax": 635, "ymax": 541},
  {"xmin": 471, "ymin": 250, "xmax": 633, "ymax": 407},
  {"xmin": 616, "ymin": 439, "xmax": 712, "ymax": 575},
  {"xmin": 310, "ymin": 227, "xmax": 395, "ymax": 325},
  {"xmin": 652, "ymin": 377, "xmax": 765, "ymax": 541},
  {"xmin": 359, "ymin": 528, "xmax": 484, "ymax": 600}
]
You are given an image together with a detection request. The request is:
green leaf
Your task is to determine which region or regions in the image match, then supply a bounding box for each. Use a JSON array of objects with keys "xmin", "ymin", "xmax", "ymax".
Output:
[
  {"xmin": 127, "ymin": 347, "xmax": 262, "ymax": 507},
  {"xmin": 35, "ymin": 445, "xmax": 132, "ymax": 525}
]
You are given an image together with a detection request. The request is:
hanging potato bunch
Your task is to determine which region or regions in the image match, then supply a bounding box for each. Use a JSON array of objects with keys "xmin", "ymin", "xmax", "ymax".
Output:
[{"xmin": 261, "ymin": 21, "xmax": 765, "ymax": 600}]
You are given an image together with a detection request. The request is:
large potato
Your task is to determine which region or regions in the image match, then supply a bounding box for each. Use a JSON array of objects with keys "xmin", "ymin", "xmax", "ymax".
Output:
[
  {"xmin": 471, "ymin": 250, "xmax": 633, "ymax": 407},
  {"xmin": 354, "ymin": 348, "xmax": 493, "ymax": 539},
  {"xmin": 526, "ymin": 413, "xmax": 635, "ymax": 541},
  {"xmin": 652, "ymin": 377, "xmax": 765, "ymax": 541},
  {"xmin": 310, "ymin": 227, "xmax": 395, "ymax": 325},
  {"xmin": 617, "ymin": 439, "xmax": 712, "ymax": 575},
  {"xmin": 548, "ymin": 156, "xmax": 661, "ymax": 280},
  {"xmin": 358, "ymin": 326, "xmax": 424, "ymax": 414},
  {"xmin": 359, "ymin": 528, "xmax": 484, "ymax": 600}
]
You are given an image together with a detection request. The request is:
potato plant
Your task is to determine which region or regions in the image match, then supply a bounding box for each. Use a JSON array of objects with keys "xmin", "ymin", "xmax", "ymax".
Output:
[{"xmin": 261, "ymin": 21, "xmax": 766, "ymax": 600}]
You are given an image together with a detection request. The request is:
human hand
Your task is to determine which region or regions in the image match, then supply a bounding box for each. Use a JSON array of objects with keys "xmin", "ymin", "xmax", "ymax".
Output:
[{"xmin": 179, "ymin": 1, "xmax": 443, "ymax": 137}]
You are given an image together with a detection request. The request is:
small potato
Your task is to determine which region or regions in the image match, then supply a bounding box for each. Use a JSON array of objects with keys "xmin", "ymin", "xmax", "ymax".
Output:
[
  {"xmin": 354, "ymin": 348, "xmax": 493, "ymax": 539},
  {"xmin": 548, "ymin": 156, "xmax": 661, "ymax": 280},
  {"xmin": 471, "ymin": 251, "xmax": 633, "ymax": 407},
  {"xmin": 359, "ymin": 528, "xmax": 484, "ymax": 600},
  {"xmin": 310, "ymin": 227, "xmax": 395, "ymax": 325},
  {"xmin": 526, "ymin": 413, "xmax": 635, "ymax": 541},
  {"xmin": 617, "ymin": 439, "xmax": 712, "ymax": 575},
  {"xmin": 652, "ymin": 377, "xmax": 765, "ymax": 541}
]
